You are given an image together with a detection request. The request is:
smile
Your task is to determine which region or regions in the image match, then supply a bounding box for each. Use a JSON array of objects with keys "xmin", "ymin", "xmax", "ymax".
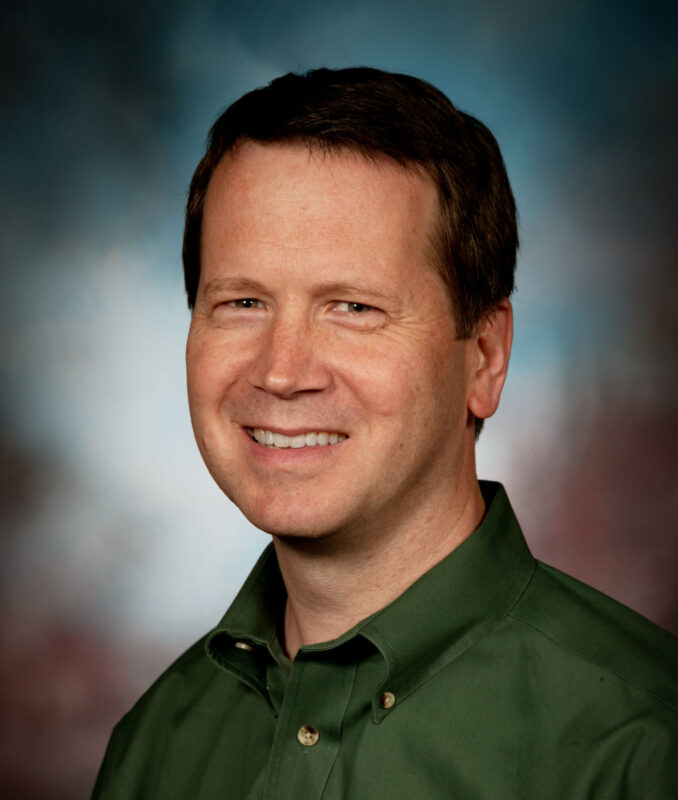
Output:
[{"xmin": 251, "ymin": 429, "xmax": 348, "ymax": 449}]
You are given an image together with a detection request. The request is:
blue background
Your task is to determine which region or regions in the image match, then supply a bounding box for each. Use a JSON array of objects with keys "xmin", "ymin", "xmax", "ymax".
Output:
[{"xmin": 2, "ymin": 0, "xmax": 677, "ymax": 795}]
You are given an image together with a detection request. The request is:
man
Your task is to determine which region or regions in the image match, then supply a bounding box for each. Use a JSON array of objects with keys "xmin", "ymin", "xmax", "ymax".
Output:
[{"xmin": 92, "ymin": 68, "xmax": 678, "ymax": 799}]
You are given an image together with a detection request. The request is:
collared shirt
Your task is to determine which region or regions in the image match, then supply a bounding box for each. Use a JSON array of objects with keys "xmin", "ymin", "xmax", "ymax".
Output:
[{"xmin": 92, "ymin": 482, "xmax": 678, "ymax": 799}]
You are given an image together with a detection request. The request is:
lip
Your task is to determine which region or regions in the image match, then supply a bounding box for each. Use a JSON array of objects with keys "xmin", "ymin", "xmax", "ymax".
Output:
[
  {"xmin": 240, "ymin": 425, "xmax": 348, "ymax": 463},
  {"xmin": 243, "ymin": 425, "xmax": 348, "ymax": 438}
]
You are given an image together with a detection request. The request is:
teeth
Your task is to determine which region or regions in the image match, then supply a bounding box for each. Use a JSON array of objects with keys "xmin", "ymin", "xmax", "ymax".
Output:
[{"xmin": 252, "ymin": 428, "xmax": 347, "ymax": 449}]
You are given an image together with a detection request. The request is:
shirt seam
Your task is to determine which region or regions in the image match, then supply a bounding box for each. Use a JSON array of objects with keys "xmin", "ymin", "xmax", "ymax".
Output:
[
  {"xmin": 508, "ymin": 612, "xmax": 678, "ymax": 715},
  {"xmin": 320, "ymin": 660, "xmax": 360, "ymax": 796}
]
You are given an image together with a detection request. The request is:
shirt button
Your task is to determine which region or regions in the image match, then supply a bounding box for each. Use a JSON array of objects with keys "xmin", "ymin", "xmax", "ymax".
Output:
[
  {"xmin": 234, "ymin": 641, "xmax": 253, "ymax": 652},
  {"xmin": 297, "ymin": 725, "xmax": 319, "ymax": 747},
  {"xmin": 380, "ymin": 691, "xmax": 396, "ymax": 709}
]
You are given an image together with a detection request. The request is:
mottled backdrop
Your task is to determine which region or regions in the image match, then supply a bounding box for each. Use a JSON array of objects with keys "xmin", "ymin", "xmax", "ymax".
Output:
[{"xmin": 1, "ymin": 0, "xmax": 677, "ymax": 796}]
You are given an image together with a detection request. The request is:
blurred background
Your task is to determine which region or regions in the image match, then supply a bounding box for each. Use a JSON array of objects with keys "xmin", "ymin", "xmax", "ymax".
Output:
[{"xmin": 1, "ymin": 0, "xmax": 677, "ymax": 795}]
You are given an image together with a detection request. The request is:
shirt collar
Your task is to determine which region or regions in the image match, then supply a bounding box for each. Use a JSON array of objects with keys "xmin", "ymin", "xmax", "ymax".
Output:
[
  {"xmin": 359, "ymin": 480, "xmax": 535, "ymax": 720},
  {"xmin": 206, "ymin": 481, "xmax": 535, "ymax": 717}
]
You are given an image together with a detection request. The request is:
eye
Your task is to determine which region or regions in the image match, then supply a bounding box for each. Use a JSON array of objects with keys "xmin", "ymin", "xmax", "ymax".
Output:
[
  {"xmin": 227, "ymin": 298, "xmax": 264, "ymax": 309},
  {"xmin": 211, "ymin": 297, "xmax": 266, "ymax": 325},
  {"xmin": 328, "ymin": 300, "xmax": 385, "ymax": 331},
  {"xmin": 333, "ymin": 301, "xmax": 375, "ymax": 313}
]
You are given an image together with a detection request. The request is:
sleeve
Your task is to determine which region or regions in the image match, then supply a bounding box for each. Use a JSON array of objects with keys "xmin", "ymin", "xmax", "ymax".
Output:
[{"xmin": 90, "ymin": 718, "xmax": 128, "ymax": 800}]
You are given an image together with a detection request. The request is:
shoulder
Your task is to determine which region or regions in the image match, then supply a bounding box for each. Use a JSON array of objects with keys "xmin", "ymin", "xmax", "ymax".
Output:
[
  {"xmin": 115, "ymin": 634, "xmax": 223, "ymax": 734},
  {"xmin": 92, "ymin": 635, "xmax": 223, "ymax": 797},
  {"xmin": 510, "ymin": 561, "xmax": 678, "ymax": 712}
]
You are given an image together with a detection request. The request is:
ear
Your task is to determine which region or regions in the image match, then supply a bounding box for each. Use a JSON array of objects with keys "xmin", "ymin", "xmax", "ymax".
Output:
[{"xmin": 466, "ymin": 299, "xmax": 513, "ymax": 421}]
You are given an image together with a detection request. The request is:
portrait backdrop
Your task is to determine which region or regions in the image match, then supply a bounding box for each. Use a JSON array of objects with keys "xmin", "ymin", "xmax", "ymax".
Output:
[{"xmin": 1, "ymin": 0, "xmax": 677, "ymax": 796}]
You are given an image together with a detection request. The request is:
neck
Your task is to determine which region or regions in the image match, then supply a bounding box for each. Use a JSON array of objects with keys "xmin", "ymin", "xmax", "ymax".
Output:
[{"xmin": 274, "ymin": 471, "xmax": 485, "ymax": 659}]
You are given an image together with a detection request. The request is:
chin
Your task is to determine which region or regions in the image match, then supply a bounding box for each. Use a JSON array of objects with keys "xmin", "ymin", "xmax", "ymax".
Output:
[
  {"xmin": 213, "ymin": 465, "xmax": 353, "ymax": 539},
  {"xmin": 244, "ymin": 510, "xmax": 339, "ymax": 540},
  {"xmin": 235, "ymin": 494, "xmax": 345, "ymax": 540}
]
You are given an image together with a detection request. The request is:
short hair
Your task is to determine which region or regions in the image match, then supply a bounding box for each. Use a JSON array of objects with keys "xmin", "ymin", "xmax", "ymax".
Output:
[{"xmin": 182, "ymin": 67, "xmax": 518, "ymax": 435}]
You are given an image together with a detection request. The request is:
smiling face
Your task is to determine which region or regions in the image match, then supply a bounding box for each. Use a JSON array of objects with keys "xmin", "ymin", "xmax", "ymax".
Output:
[{"xmin": 186, "ymin": 142, "xmax": 481, "ymax": 541}]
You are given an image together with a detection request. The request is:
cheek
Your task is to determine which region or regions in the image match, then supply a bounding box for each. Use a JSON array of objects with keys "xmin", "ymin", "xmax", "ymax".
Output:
[
  {"xmin": 186, "ymin": 348, "xmax": 219, "ymax": 409},
  {"xmin": 186, "ymin": 335, "xmax": 248, "ymax": 406},
  {"xmin": 337, "ymin": 342, "xmax": 439, "ymax": 421},
  {"xmin": 364, "ymin": 343, "xmax": 467, "ymax": 434}
]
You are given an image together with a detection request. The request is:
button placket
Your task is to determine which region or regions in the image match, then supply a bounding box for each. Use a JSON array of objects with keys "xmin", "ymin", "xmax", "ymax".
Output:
[{"xmin": 262, "ymin": 654, "xmax": 357, "ymax": 800}]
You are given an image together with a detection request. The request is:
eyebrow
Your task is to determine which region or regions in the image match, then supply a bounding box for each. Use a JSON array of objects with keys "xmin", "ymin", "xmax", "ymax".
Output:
[
  {"xmin": 200, "ymin": 277, "xmax": 396, "ymax": 302},
  {"xmin": 200, "ymin": 277, "xmax": 270, "ymax": 298},
  {"xmin": 311, "ymin": 280, "xmax": 395, "ymax": 302}
]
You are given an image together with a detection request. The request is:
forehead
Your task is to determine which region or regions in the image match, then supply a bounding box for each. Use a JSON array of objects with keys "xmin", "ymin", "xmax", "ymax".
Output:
[{"xmin": 201, "ymin": 141, "xmax": 440, "ymax": 258}]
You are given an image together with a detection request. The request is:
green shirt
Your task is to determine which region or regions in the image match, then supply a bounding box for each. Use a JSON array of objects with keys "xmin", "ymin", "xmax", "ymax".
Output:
[{"xmin": 92, "ymin": 482, "xmax": 678, "ymax": 799}]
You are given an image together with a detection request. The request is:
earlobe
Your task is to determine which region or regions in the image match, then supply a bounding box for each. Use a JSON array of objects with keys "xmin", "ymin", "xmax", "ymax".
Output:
[{"xmin": 466, "ymin": 299, "xmax": 513, "ymax": 421}]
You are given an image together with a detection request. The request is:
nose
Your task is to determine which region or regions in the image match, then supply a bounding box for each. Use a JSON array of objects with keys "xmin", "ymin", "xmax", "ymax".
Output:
[{"xmin": 247, "ymin": 309, "xmax": 332, "ymax": 398}]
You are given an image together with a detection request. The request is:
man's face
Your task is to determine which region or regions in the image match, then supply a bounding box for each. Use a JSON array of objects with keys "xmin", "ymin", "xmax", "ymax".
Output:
[{"xmin": 186, "ymin": 142, "xmax": 478, "ymax": 540}]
